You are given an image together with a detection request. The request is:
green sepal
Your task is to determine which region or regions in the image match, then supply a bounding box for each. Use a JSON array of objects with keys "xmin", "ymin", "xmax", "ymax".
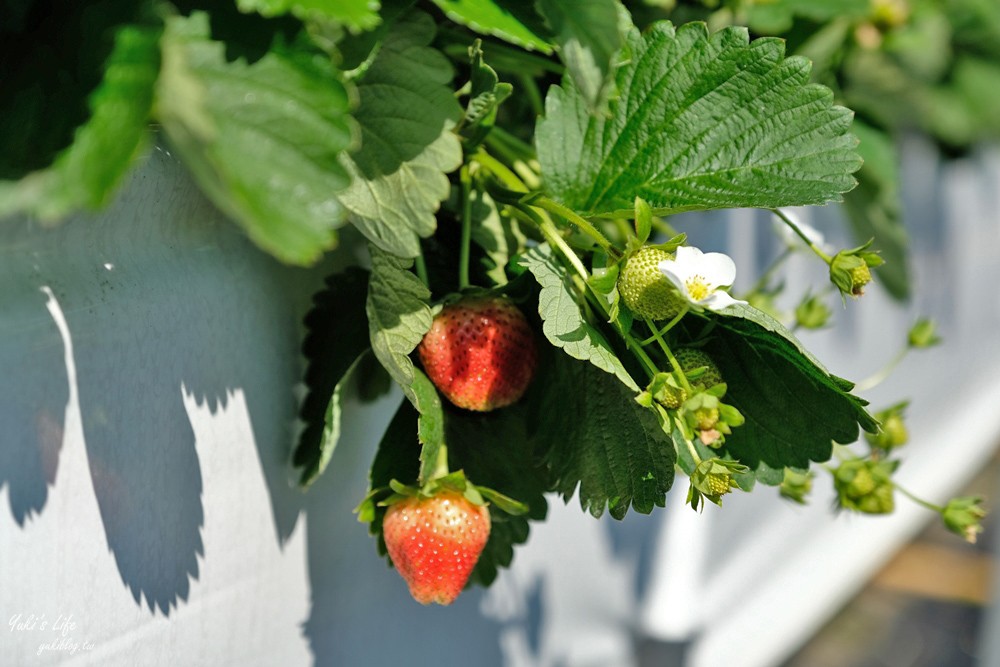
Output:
[
  {"xmin": 588, "ymin": 259, "xmax": 621, "ymax": 295},
  {"xmin": 477, "ymin": 486, "xmax": 530, "ymax": 516},
  {"xmin": 634, "ymin": 196, "xmax": 653, "ymax": 245}
]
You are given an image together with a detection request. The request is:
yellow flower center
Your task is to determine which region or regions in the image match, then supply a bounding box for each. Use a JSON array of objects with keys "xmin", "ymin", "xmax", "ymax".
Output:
[{"xmin": 685, "ymin": 275, "xmax": 710, "ymax": 302}]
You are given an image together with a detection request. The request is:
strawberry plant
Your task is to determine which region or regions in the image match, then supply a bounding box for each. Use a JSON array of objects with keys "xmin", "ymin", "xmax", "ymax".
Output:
[{"xmin": 2, "ymin": 0, "xmax": 994, "ymax": 605}]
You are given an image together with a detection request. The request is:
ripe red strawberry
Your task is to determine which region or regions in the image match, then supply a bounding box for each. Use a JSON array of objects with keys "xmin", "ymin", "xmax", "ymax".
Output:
[
  {"xmin": 382, "ymin": 491, "xmax": 491, "ymax": 605},
  {"xmin": 418, "ymin": 296, "xmax": 537, "ymax": 411}
]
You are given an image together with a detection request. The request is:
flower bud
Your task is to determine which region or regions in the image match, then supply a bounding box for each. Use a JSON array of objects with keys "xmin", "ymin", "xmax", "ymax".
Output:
[
  {"xmin": 833, "ymin": 458, "xmax": 897, "ymax": 514},
  {"xmin": 795, "ymin": 293, "xmax": 831, "ymax": 330},
  {"xmin": 779, "ymin": 468, "xmax": 813, "ymax": 505},
  {"xmin": 942, "ymin": 496, "xmax": 987, "ymax": 544},
  {"xmin": 866, "ymin": 402, "xmax": 909, "ymax": 450},
  {"xmin": 907, "ymin": 318, "xmax": 942, "ymax": 349},
  {"xmin": 829, "ymin": 243, "xmax": 883, "ymax": 298}
]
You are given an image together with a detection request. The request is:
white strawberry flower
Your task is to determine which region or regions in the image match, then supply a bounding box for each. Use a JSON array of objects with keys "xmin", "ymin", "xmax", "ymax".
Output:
[{"xmin": 658, "ymin": 246, "xmax": 746, "ymax": 311}]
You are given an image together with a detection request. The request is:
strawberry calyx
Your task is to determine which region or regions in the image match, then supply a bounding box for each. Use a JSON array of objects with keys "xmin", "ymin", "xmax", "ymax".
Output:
[{"xmin": 355, "ymin": 469, "xmax": 529, "ymax": 524}]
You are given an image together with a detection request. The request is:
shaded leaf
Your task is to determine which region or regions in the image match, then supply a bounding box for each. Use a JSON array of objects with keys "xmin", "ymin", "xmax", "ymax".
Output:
[
  {"xmin": 430, "ymin": 0, "xmax": 554, "ymax": 52},
  {"xmin": 412, "ymin": 368, "xmax": 445, "ymax": 484},
  {"xmin": 156, "ymin": 11, "xmax": 354, "ymax": 265},
  {"xmin": 366, "ymin": 245, "xmax": 433, "ymax": 404},
  {"xmin": 538, "ymin": 353, "xmax": 675, "ymax": 519},
  {"xmin": 238, "ymin": 0, "xmax": 381, "ymax": 32},
  {"xmin": 536, "ymin": 0, "xmax": 625, "ymax": 113},
  {"xmin": 702, "ymin": 304, "xmax": 877, "ymax": 484},
  {"xmin": 338, "ymin": 10, "xmax": 463, "ymax": 258},
  {"xmin": 295, "ymin": 268, "xmax": 372, "ymax": 487},
  {"xmin": 0, "ymin": 22, "xmax": 161, "ymax": 220}
]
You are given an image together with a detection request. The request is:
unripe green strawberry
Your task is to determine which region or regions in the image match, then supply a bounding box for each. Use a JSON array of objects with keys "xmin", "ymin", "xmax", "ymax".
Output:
[
  {"xmin": 657, "ymin": 383, "xmax": 687, "ymax": 410},
  {"xmin": 418, "ymin": 296, "xmax": 537, "ymax": 411},
  {"xmin": 617, "ymin": 247, "xmax": 686, "ymax": 321},
  {"xmin": 702, "ymin": 471, "xmax": 731, "ymax": 496},
  {"xmin": 382, "ymin": 491, "xmax": 491, "ymax": 605},
  {"xmin": 693, "ymin": 406, "xmax": 720, "ymax": 432},
  {"xmin": 674, "ymin": 348, "xmax": 723, "ymax": 390}
]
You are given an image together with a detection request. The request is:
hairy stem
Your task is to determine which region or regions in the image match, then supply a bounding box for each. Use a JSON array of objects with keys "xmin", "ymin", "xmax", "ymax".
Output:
[
  {"xmin": 855, "ymin": 346, "xmax": 908, "ymax": 392},
  {"xmin": 645, "ymin": 316, "xmax": 692, "ymax": 392},
  {"xmin": 532, "ymin": 196, "xmax": 617, "ymax": 256},
  {"xmin": 770, "ymin": 207, "xmax": 833, "ymax": 264},
  {"xmin": 459, "ymin": 164, "xmax": 473, "ymax": 290}
]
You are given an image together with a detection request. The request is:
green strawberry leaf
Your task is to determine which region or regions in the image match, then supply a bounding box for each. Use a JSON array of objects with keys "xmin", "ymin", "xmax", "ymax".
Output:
[
  {"xmin": 295, "ymin": 268, "xmax": 373, "ymax": 487},
  {"xmin": 537, "ymin": 21, "xmax": 861, "ymax": 218},
  {"xmin": 537, "ymin": 352, "xmax": 675, "ymax": 519},
  {"xmin": 459, "ymin": 40, "xmax": 514, "ymax": 149},
  {"xmin": 366, "ymin": 245, "xmax": 434, "ymax": 404},
  {"xmin": 237, "ymin": 0, "xmax": 381, "ymax": 32},
  {"xmin": 520, "ymin": 244, "xmax": 639, "ymax": 391},
  {"xmin": 535, "ymin": 0, "xmax": 626, "ymax": 114},
  {"xmin": 843, "ymin": 120, "xmax": 909, "ymax": 300},
  {"xmin": 701, "ymin": 303, "xmax": 878, "ymax": 484},
  {"xmin": 429, "ymin": 0, "xmax": 554, "ymax": 53},
  {"xmin": 0, "ymin": 22, "xmax": 161, "ymax": 221},
  {"xmin": 470, "ymin": 190, "xmax": 524, "ymax": 286},
  {"xmin": 412, "ymin": 368, "xmax": 445, "ymax": 485},
  {"xmin": 156, "ymin": 11, "xmax": 354, "ymax": 265},
  {"xmin": 339, "ymin": 11, "xmax": 463, "ymax": 259}
]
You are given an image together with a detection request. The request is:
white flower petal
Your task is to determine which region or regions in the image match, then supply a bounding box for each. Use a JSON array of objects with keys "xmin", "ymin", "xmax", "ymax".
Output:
[
  {"xmin": 658, "ymin": 259, "xmax": 689, "ymax": 293},
  {"xmin": 701, "ymin": 291, "xmax": 745, "ymax": 311},
  {"xmin": 673, "ymin": 245, "xmax": 704, "ymax": 267},
  {"xmin": 698, "ymin": 252, "xmax": 737, "ymax": 287}
]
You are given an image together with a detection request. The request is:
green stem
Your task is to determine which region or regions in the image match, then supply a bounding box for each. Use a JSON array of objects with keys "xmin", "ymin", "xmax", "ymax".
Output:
[
  {"xmin": 770, "ymin": 208, "xmax": 833, "ymax": 264},
  {"xmin": 414, "ymin": 252, "xmax": 429, "ymax": 288},
  {"xmin": 855, "ymin": 346, "xmax": 908, "ymax": 393},
  {"xmin": 483, "ymin": 134, "xmax": 541, "ymax": 190},
  {"xmin": 645, "ymin": 316, "xmax": 692, "ymax": 392},
  {"xmin": 895, "ymin": 482, "xmax": 945, "ymax": 513},
  {"xmin": 473, "ymin": 149, "xmax": 527, "ymax": 192},
  {"xmin": 459, "ymin": 164, "xmax": 473, "ymax": 290},
  {"xmin": 519, "ymin": 72, "xmax": 545, "ymax": 118},
  {"xmin": 639, "ymin": 306, "xmax": 689, "ymax": 346},
  {"xmin": 532, "ymin": 196, "xmax": 617, "ymax": 256},
  {"xmin": 747, "ymin": 247, "xmax": 792, "ymax": 296},
  {"xmin": 428, "ymin": 444, "xmax": 450, "ymax": 484},
  {"xmin": 488, "ymin": 126, "xmax": 537, "ymax": 162},
  {"xmin": 683, "ymin": 430, "xmax": 703, "ymax": 466}
]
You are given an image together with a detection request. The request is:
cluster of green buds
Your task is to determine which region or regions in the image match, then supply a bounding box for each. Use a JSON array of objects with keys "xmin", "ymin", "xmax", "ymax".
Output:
[
  {"xmin": 779, "ymin": 468, "xmax": 814, "ymax": 504},
  {"xmin": 636, "ymin": 348, "xmax": 745, "ymax": 448},
  {"xmin": 680, "ymin": 387, "xmax": 745, "ymax": 447},
  {"xmin": 833, "ymin": 458, "xmax": 897, "ymax": 514}
]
